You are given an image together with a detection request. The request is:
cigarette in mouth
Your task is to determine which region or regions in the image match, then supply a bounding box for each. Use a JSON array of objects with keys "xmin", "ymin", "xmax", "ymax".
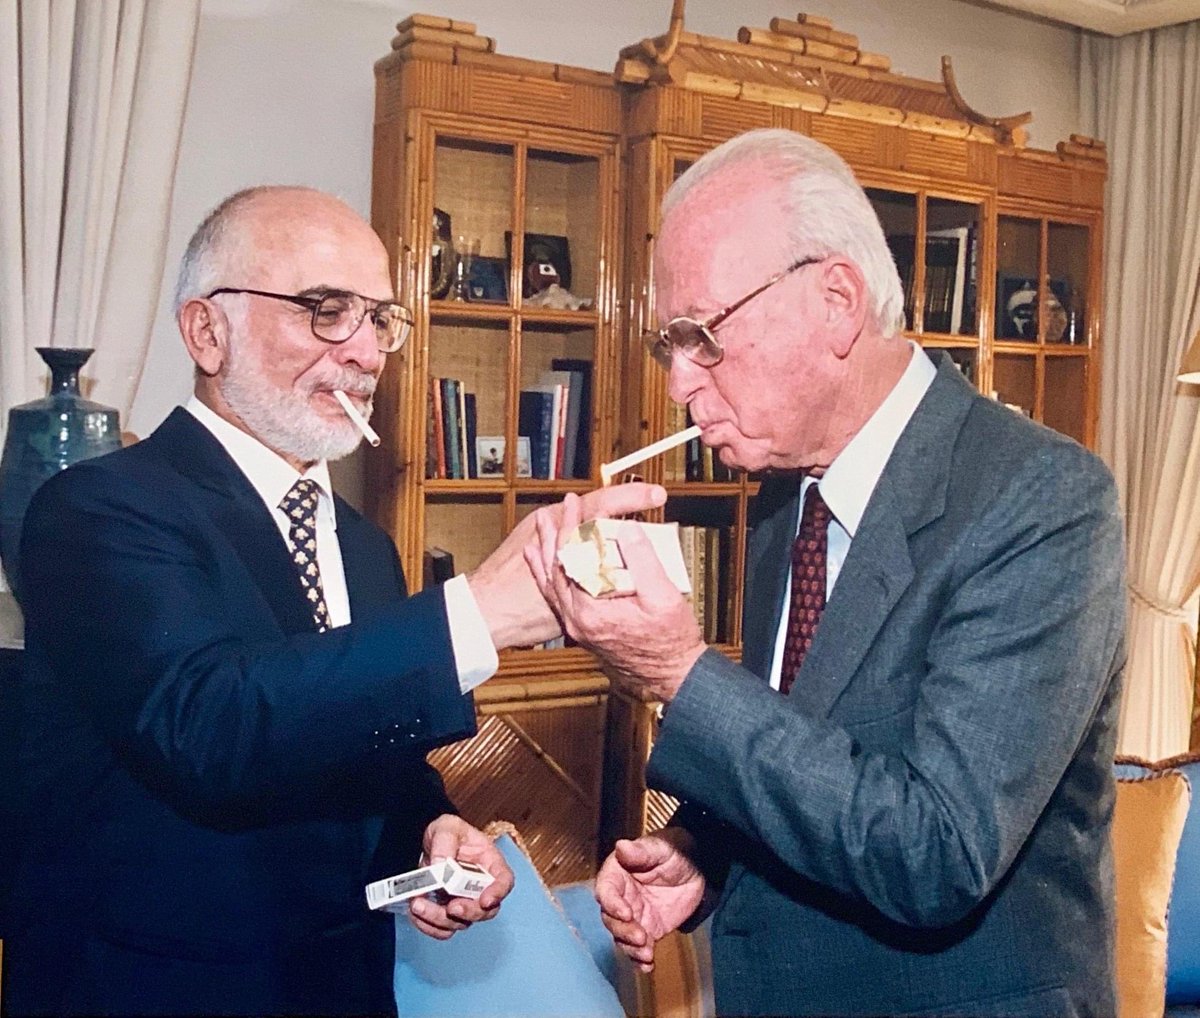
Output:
[
  {"xmin": 333, "ymin": 389, "xmax": 381, "ymax": 448},
  {"xmin": 600, "ymin": 425, "xmax": 702, "ymax": 486}
]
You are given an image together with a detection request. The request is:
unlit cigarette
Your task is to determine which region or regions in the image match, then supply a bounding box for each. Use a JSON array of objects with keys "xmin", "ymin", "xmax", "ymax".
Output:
[
  {"xmin": 600, "ymin": 425, "xmax": 702, "ymax": 486},
  {"xmin": 333, "ymin": 389, "xmax": 380, "ymax": 447}
]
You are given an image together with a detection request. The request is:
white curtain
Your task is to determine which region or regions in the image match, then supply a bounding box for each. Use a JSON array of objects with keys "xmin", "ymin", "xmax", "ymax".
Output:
[
  {"xmin": 1081, "ymin": 21, "xmax": 1200, "ymax": 759},
  {"xmin": 0, "ymin": 0, "xmax": 199, "ymax": 426}
]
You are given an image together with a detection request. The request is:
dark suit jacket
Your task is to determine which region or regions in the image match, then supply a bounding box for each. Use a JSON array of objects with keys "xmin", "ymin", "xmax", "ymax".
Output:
[
  {"xmin": 650, "ymin": 357, "xmax": 1125, "ymax": 1017},
  {"xmin": 5, "ymin": 408, "xmax": 476, "ymax": 1017}
]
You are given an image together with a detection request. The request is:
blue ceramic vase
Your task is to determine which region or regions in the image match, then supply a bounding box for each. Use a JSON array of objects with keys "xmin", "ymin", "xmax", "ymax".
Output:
[{"xmin": 0, "ymin": 347, "xmax": 122, "ymax": 602}]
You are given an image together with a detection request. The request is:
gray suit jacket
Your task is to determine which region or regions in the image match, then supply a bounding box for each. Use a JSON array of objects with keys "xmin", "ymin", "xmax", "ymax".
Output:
[{"xmin": 649, "ymin": 356, "xmax": 1125, "ymax": 1017}]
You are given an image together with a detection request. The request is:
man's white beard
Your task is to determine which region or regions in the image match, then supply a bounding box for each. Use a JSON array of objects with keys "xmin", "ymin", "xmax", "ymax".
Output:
[{"xmin": 219, "ymin": 339, "xmax": 376, "ymax": 464}]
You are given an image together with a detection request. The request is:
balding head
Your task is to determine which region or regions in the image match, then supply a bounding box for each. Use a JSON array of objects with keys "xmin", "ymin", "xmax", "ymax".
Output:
[{"xmin": 174, "ymin": 187, "xmax": 387, "ymax": 313}]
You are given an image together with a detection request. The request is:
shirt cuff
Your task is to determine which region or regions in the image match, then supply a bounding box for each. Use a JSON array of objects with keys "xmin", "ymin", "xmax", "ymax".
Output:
[{"xmin": 443, "ymin": 573, "xmax": 499, "ymax": 693}]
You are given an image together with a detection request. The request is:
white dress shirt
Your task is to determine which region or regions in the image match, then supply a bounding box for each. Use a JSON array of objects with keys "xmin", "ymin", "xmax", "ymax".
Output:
[
  {"xmin": 767, "ymin": 344, "xmax": 937, "ymax": 690},
  {"xmin": 185, "ymin": 398, "xmax": 498, "ymax": 692}
]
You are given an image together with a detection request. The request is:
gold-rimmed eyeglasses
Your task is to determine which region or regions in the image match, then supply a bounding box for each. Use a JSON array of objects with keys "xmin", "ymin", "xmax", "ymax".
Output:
[
  {"xmin": 643, "ymin": 255, "xmax": 823, "ymax": 371},
  {"xmin": 205, "ymin": 287, "xmax": 414, "ymax": 353}
]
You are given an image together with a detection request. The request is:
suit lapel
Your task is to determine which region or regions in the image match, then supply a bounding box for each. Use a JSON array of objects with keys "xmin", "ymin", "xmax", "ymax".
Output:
[
  {"xmin": 765, "ymin": 355, "xmax": 976, "ymax": 716},
  {"xmin": 145, "ymin": 408, "xmax": 317, "ymax": 636}
]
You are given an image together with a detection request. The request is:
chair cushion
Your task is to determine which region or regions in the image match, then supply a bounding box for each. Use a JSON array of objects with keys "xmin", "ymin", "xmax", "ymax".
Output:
[
  {"xmin": 1113, "ymin": 768, "xmax": 1191, "ymax": 1017},
  {"xmin": 1117, "ymin": 754, "xmax": 1200, "ymax": 1004},
  {"xmin": 392, "ymin": 831, "xmax": 624, "ymax": 1017}
]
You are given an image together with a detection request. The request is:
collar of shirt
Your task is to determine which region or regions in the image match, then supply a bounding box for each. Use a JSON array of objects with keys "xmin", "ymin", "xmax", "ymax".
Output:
[
  {"xmin": 184, "ymin": 396, "xmax": 337, "ymax": 530},
  {"xmin": 810, "ymin": 342, "xmax": 937, "ymax": 535}
]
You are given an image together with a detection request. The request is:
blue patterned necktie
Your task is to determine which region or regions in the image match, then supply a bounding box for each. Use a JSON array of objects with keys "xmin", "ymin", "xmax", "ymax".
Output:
[{"xmin": 279, "ymin": 478, "xmax": 330, "ymax": 633}]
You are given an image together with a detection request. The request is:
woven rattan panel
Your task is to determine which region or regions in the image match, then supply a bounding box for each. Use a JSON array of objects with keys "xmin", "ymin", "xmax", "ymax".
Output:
[{"xmin": 428, "ymin": 698, "xmax": 607, "ymax": 885}]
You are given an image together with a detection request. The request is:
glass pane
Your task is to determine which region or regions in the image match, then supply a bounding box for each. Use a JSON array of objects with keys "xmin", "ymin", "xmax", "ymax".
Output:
[
  {"xmin": 672, "ymin": 158, "xmax": 693, "ymax": 184},
  {"xmin": 663, "ymin": 496, "xmax": 739, "ymax": 645},
  {"xmin": 424, "ymin": 496, "xmax": 504, "ymax": 577},
  {"xmin": 519, "ymin": 150, "xmax": 599, "ymax": 311},
  {"xmin": 518, "ymin": 324, "xmax": 595, "ymax": 481},
  {"xmin": 427, "ymin": 322, "xmax": 508, "ymax": 480},
  {"xmin": 935, "ymin": 346, "xmax": 979, "ymax": 389},
  {"xmin": 867, "ymin": 189, "xmax": 918, "ymax": 331},
  {"xmin": 992, "ymin": 353, "xmax": 1036, "ymax": 418},
  {"xmin": 997, "ymin": 216, "xmax": 1040, "ymax": 340},
  {"xmin": 1044, "ymin": 355, "xmax": 1088, "ymax": 444},
  {"xmin": 1047, "ymin": 222, "xmax": 1090, "ymax": 346},
  {"xmin": 433, "ymin": 138, "xmax": 514, "ymax": 305},
  {"xmin": 925, "ymin": 199, "xmax": 982, "ymax": 337}
]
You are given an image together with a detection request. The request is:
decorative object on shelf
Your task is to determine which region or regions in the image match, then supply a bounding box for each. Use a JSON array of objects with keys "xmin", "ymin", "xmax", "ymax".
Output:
[
  {"xmin": 508, "ymin": 232, "xmax": 572, "ymax": 298},
  {"xmin": 468, "ymin": 256, "xmax": 508, "ymax": 302},
  {"xmin": 452, "ymin": 235, "xmax": 480, "ymax": 302},
  {"xmin": 476, "ymin": 436, "xmax": 505, "ymax": 475},
  {"xmin": 430, "ymin": 208, "xmax": 454, "ymax": 299},
  {"xmin": 997, "ymin": 276, "xmax": 1039, "ymax": 339},
  {"xmin": 0, "ymin": 347, "xmax": 122, "ymax": 601}
]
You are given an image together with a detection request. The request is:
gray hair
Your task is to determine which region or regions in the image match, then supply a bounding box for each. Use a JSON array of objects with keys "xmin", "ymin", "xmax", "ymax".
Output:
[{"xmin": 661, "ymin": 129, "xmax": 905, "ymax": 336}]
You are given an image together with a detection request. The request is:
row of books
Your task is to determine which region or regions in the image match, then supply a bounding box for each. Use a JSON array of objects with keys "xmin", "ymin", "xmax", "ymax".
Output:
[
  {"xmin": 518, "ymin": 359, "xmax": 592, "ymax": 480},
  {"xmin": 663, "ymin": 403, "xmax": 737, "ymax": 483},
  {"xmin": 425, "ymin": 377, "xmax": 478, "ymax": 479},
  {"xmin": 679, "ymin": 525, "xmax": 734, "ymax": 645},
  {"xmin": 888, "ymin": 224, "xmax": 979, "ymax": 335}
]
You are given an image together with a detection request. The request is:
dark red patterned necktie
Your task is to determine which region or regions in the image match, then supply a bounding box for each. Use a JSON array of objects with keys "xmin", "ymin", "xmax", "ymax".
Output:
[{"xmin": 780, "ymin": 484, "xmax": 831, "ymax": 695}]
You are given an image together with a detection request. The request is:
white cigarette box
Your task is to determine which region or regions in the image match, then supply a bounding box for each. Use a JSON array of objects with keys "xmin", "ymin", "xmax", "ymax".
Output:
[{"xmin": 365, "ymin": 858, "xmax": 495, "ymax": 913}]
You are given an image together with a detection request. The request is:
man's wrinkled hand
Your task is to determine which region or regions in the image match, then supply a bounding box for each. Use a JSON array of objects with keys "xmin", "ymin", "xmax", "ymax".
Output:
[{"xmin": 468, "ymin": 482, "xmax": 666, "ymax": 652}]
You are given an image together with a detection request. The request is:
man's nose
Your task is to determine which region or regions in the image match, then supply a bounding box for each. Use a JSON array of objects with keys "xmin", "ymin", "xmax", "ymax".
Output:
[
  {"xmin": 667, "ymin": 352, "xmax": 707, "ymax": 406},
  {"xmin": 334, "ymin": 313, "xmax": 385, "ymax": 374}
]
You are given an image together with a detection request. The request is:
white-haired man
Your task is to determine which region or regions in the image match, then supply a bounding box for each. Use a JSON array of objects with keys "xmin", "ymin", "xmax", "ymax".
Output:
[
  {"xmin": 6, "ymin": 186, "xmax": 663, "ymax": 1016},
  {"xmin": 529, "ymin": 129, "xmax": 1125, "ymax": 1016}
]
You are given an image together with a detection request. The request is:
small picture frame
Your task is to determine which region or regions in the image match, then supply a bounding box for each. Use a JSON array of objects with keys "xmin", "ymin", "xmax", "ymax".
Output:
[
  {"xmin": 997, "ymin": 275, "xmax": 1074, "ymax": 342},
  {"xmin": 515, "ymin": 436, "xmax": 532, "ymax": 478},
  {"xmin": 476, "ymin": 437, "xmax": 505, "ymax": 476},
  {"xmin": 996, "ymin": 275, "xmax": 1039, "ymax": 340},
  {"xmin": 505, "ymin": 232, "xmax": 572, "ymax": 298},
  {"xmin": 468, "ymin": 256, "xmax": 508, "ymax": 303}
]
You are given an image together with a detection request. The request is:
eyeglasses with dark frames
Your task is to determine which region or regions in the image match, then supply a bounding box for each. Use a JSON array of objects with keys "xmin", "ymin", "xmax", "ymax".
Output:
[
  {"xmin": 205, "ymin": 287, "xmax": 414, "ymax": 353},
  {"xmin": 643, "ymin": 255, "xmax": 824, "ymax": 371}
]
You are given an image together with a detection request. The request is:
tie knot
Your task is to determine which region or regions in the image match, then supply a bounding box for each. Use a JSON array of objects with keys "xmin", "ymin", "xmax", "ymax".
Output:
[
  {"xmin": 280, "ymin": 478, "xmax": 322, "ymax": 522},
  {"xmin": 800, "ymin": 484, "xmax": 830, "ymax": 530}
]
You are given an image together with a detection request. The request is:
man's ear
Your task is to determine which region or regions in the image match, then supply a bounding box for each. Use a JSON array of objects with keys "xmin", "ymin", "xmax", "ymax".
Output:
[
  {"xmin": 820, "ymin": 257, "xmax": 869, "ymax": 358},
  {"xmin": 179, "ymin": 297, "xmax": 228, "ymax": 377}
]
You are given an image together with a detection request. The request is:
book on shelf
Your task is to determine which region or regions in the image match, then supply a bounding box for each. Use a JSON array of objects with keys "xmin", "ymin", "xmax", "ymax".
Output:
[
  {"xmin": 441, "ymin": 378, "xmax": 462, "ymax": 479},
  {"xmin": 925, "ymin": 227, "xmax": 969, "ymax": 334},
  {"xmin": 425, "ymin": 377, "xmax": 440, "ymax": 480},
  {"xmin": 550, "ymin": 357, "xmax": 593, "ymax": 478},
  {"xmin": 427, "ymin": 378, "xmax": 446, "ymax": 479},
  {"xmin": 422, "ymin": 546, "xmax": 456, "ymax": 588},
  {"xmin": 463, "ymin": 392, "xmax": 478, "ymax": 478},
  {"xmin": 518, "ymin": 386, "xmax": 556, "ymax": 479}
]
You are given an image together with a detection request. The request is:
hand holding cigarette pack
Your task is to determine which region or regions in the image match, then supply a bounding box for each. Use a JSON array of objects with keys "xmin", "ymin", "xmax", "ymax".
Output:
[
  {"xmin": 556, "ymin": 518, "xmax": 692, "ymax": 598},
  {"xmin": 365, "ymin": 858, "xmax": 496, "ymax": 914}
]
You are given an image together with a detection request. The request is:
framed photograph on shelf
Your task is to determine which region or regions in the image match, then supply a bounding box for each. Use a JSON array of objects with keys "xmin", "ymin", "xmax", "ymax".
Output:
[
  {"xmin": 997, "ymin": 275, "xmax": 1074, "ymax": 342},
  {"xmin": 506, "ymin": 232, "xmax": 571, "ymax": 298},
  {"xmin": 476, "ymin": 437, "xmax": 505, "ymax": 476},
  {"xmin": 996, "ymin": 275, "xmax": 1039, "ymax": 340},
  {"xmin": 468, "ymin": 256, "xmax": 508, "ymax": 303},
  {"xmin": 515, "ymin": 436, "xmax": 532, "ymax": 478}
]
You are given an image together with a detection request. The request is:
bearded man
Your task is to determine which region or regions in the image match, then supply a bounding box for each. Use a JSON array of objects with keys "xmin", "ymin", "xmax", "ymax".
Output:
[{"xmin": 4, "ymin": 187, "xmax": 661, "ymax": 1017}]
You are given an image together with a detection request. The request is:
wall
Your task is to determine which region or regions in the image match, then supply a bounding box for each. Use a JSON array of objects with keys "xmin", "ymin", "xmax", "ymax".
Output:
[{"xmin": 129, "ymin": 0, "xmax": 1084, "ymax": 504}]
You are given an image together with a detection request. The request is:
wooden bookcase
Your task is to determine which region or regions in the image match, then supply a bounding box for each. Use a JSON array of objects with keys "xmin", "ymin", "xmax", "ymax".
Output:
[{"xmin": 370, "ymin": 10, "xmax": 1107, "ymax": 871}]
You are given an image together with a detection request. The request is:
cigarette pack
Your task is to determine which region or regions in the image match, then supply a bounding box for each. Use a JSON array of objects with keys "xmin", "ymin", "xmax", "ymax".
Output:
[{"xmin": 365, "ymin": 858, "xmax": 496, "ymax": 914}]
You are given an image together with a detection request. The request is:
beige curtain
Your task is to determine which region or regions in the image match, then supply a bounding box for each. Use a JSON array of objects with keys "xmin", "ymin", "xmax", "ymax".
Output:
[
  {"xmin": 0, "ymin": 0, "xmax": 199, "ymax": 426},
  {"xmin": 1081, "ymin": 21, "xmax": 1200, "ymax": 759}
]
